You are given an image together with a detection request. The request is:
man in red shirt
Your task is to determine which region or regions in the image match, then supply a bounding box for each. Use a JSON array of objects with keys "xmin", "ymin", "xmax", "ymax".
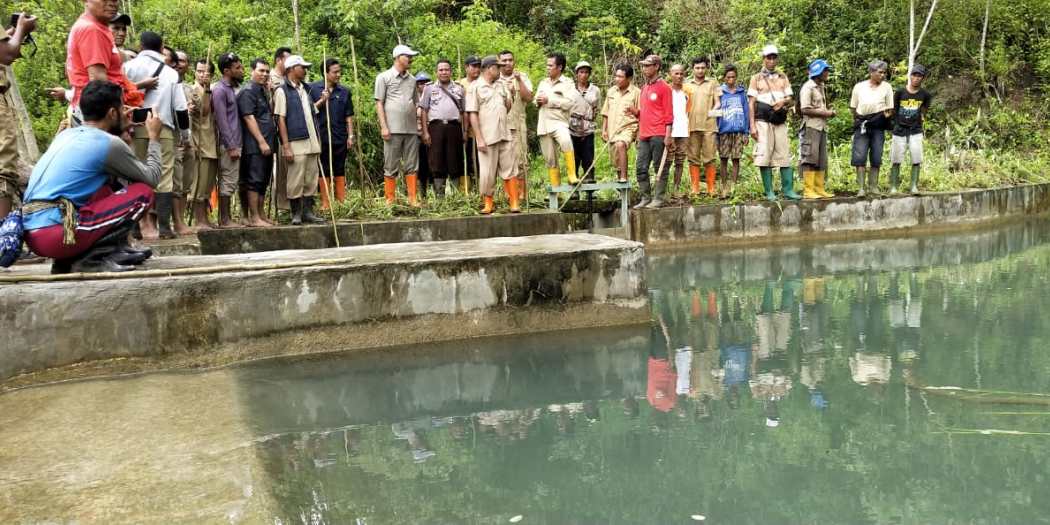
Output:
[
  {"xmin": 65, "ymin": 0, "xmax": 142, "ymax": 114},
  {"xmin": 629, "ymin": 54, "xmax": 673, "ymax": 209}
]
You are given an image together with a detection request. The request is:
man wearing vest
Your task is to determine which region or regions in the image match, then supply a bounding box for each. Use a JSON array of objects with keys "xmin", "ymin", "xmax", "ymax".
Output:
[
  {"xmin": 275, "ymin": 55, "xmax": 325, "ymax": 225},
  {"xmin": 123, "ymin": 31, "xmax": 191, "ymax": 238}
]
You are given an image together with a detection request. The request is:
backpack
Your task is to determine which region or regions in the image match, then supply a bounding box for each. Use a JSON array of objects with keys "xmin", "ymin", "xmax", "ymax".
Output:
[{"xmin": 0, "ymin": 210, "xmax": 25, "ymax": 268}]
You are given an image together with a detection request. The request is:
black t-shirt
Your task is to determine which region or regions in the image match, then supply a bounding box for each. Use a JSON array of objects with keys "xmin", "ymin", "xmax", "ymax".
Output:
[
  {"xmin": 237, "ymin": 82, "xmax": 278, "ymax": 154},
  {"xmin": 893, "ymin": 87, "xmax": 932, "ymax": 136}
]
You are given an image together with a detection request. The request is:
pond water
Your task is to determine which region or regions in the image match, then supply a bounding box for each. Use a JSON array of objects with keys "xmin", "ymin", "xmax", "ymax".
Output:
[{"xmin": 4, "ymin": 221, "xmax": 1050, "ymax": 524}]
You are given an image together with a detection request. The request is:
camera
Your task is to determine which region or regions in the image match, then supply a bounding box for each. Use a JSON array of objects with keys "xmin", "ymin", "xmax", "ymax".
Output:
[
  {"xmin": 8, "ymin": 13, "xmax": 37, "ymax": 57},
  {"xmin": 131, "ymin": 108, "xmax": 151, "ymax": 124}
]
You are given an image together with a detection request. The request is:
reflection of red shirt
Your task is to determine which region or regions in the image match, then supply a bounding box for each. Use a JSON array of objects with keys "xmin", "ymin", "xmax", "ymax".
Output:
[
  {"xmin": 65, "ymin": 13, "xmax": 139, "ymax": 106},
  {"xmin": 639, "ymin": 79, "xmax": 673, "ymax": 139},
  {"xmin": 647, "ymin": 357, "xmax": 677, "ymax": 412}
]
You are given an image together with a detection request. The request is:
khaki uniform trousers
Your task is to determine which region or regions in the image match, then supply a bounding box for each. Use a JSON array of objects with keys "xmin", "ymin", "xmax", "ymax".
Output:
[{"xmin": 478, "ymin": 139, "xmax": 518, "ymax": 197}]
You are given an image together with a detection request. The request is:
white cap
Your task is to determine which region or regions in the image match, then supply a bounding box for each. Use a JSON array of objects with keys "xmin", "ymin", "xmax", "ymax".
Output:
[
  {"xmin": 284, "ymin": 55, "xmax": 311, "ymax": 69},
  {"xmin": 392, "ymin": 44, "xmax": 419, "ymax": 59},
  {"xmin": 761, "ymin": 44, "xmax": 780, "ymax": 57}
]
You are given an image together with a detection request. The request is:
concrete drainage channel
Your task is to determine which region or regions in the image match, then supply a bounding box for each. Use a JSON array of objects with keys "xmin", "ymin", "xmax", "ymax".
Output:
[{"xmin": 0, "ymin": 234, "xmax": 649, "ymax": 384}]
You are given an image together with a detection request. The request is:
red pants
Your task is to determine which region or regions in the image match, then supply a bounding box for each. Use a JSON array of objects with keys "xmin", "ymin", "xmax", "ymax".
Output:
[{"xmin": 25, "ymin": 183, "xmax": 154, "ymax": 260}]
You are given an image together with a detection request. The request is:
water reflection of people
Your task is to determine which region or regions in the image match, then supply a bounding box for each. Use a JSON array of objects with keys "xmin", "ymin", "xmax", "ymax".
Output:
[
  {"xmin": 719, "ymin": 296, "xmax": 753, "ymax": 409},
  {"xmin": 392, "ymin": 419, "xmax": 437, "ymax": 463},
  {"xmin": 849, "ymin": 275, "xmax": 893, "ymax": 386},
  {"xmin": 801, "ymin": 277, "xmax": 830, "ymax": 409}
]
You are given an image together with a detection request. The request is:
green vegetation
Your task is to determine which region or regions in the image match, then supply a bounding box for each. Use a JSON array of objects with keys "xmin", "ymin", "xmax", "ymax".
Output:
[{"xmin": 8, "ymin": 0, "xmax": 1050, "ymax": 216}]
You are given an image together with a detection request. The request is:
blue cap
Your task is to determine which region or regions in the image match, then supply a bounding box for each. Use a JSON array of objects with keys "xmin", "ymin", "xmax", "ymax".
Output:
[
  {"xmin": 415, "ymin": 72, "xmax": 431, "ymax": 83},
  {"xmin": 808, "ymin": 59, "xmax": 832, "ymax": 78}
]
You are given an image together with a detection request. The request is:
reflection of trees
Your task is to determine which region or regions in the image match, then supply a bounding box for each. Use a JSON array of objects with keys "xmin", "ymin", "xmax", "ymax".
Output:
[{"xmin": 253, "ymin": 239, "xmax": 1050, "ymax": 524}]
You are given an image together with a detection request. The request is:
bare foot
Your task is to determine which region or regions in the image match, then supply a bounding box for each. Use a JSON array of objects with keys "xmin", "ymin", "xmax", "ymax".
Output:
[
  {"xmin": 195, "ymin": 222, "xmax": 215, "ymax": 231},
  {"xmin": 217, "ymin": 220, "xmax": 244, "ymax": 229},
  {"xmin": 174, "ymin": 224, "xmax": 197, "ymax": 236},
  {"xmin": 140, "ymin": 224, "xmax": 159, "ymax": 240},
  {"xmin": 248, "ymin": 217, "xmax": 272, "ymax": 227}
]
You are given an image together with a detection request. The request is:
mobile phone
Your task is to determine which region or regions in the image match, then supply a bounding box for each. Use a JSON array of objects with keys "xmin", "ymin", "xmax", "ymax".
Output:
[{"xmin": 132, "ymin": 108, "xmax": 151, "ymax": 124}]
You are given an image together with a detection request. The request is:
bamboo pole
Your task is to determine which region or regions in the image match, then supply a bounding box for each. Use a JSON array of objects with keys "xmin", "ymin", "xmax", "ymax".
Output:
[
  {"xmin": 0, "ymin": 257, "xmax": 359, "ymax": 284},
  {"xmin": 291, "ymin": 0, "xmax": 301, "ymax": 52},
  {"xmin": 322, "ymin": 45, "xmax": 341, "ymax": 247},
  {"xmin": 348, "ymin": 36, "xmax": 370, "ymax": 194},
  {"xmin": 457, "ymin": 45, "xmax": 470, "ymax": 194}
]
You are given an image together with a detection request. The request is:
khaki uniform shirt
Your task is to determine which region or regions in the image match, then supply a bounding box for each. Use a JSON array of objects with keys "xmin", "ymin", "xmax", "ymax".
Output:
[
  {"xmin": 799, "ymin": 79, "xmax": 829, "ymax": 131},
  {"xmin": 685, "ymin": 77, "xmax": 719, "ymax": 132},
  {"xmin": 465, "ymin": 77, "xmax": 511, "ymax": 146},
  {"xmin": 273, "ymin": 79, "xmax": 322, "ymax": 156},
  {"xmin": 534, "ymin": 75, "xmax": 575, "ymax": 136},
  {"xmin": 600, "ymin": 84, "xmax": 640, "ymax": 142},
  {"xmin": 747, "ymin": 70, "xmax": 793, "ymax": 106},
  {"xmin": 269, "ymin": 69, "xmax": 285, "ymax": 93},
  {"xmin": 374, "ymin": 67, "xmax": 418, "ymax": 135},
  {"xmin": 190, "ymin": 83, "xmax": 219, "ymax": 159},
  {"xmin": 500, "ymin": 71, "xmax": 533, "ymax": 131},
  {"xmin": 850, "ymin": 80, "xmax": 894, "ymax": 116}
]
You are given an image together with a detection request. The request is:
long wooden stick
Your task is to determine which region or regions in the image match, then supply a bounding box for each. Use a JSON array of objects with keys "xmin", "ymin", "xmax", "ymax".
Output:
[
  {"xmin": 0, "ymin": 257, "xmax": 359, "ymax": 283},
  {"xmin": 457, "ymin": 45, "xmax": 470, "ymax": 194},
  {"xmin": 323, "ymin": 45, "xmax": 341, "ymax": 246},
  {"xmin": 348, "ymin": 36, "xmax": 370, "ymax": 194}
]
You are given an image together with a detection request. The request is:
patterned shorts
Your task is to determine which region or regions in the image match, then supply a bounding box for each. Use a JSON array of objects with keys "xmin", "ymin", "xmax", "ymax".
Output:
[{"xmin": 717, "ymin": 133, "xmax": 748, "ymax": 160}]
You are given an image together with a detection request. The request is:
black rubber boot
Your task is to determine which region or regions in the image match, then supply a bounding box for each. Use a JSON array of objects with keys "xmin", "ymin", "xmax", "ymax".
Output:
[
  {"xmin": 433, "ymin": 177, "xmax": 446, "ymax": 199},
  {"xmin": 156, "ymin": 193, "xmax": 177, "ymax": 239},
  {"xmin": 289, "ymin": 198, "xmax": 303, "ymax": 225},
  {"xmin": 301, "ymin": 197, "xmax": 326, "ymax": 224},
  {"xmin": 633, "ymin": 181, "xmax": 652, "ymax": 209}
]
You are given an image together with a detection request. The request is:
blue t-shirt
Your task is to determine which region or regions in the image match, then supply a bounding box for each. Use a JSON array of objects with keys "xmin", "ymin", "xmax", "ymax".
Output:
[
  {"xmin": 23, "ymin": 127, "xmax": 113, "ymax": 230},
  {"xmin": 717, "ymin": 84, "xmax": 750, "ymax": 135},
  {"xmin": 23, "ymin": 126, "xmax": 160, "ymax": 230}
]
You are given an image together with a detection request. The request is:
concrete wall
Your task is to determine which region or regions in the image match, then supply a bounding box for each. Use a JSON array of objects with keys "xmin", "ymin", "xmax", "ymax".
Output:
[
  {"xmin": 0, "ymin": 234, "xmax": 648, "ymax": 381},
  {"xmin": 631, "ymin": 184, "xmax": 1050, "ymax": 247},
  {"xmin": 197, "ymin": 211, "xmax": 585, "ymax": 255}
]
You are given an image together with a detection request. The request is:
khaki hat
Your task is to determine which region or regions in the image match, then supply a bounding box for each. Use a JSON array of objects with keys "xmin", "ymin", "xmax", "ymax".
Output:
[
  {"xmin": 640, "ymin": 54, "xmax": 662, "ymax": 66},
  {"xmin": 574, "ymin": 60, "xmax": 592, "ymax": 72}
]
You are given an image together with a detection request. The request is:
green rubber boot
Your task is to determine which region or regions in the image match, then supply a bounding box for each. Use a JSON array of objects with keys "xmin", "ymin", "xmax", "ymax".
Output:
[
  {"xmin": 856, "ymin": 169, "xmax": 866, "ymax": 198},
  {"xmin": 889, "ymin": 164, "xmax": 900, "ymax": 195},
  {"xmin": 780, "ymin": 167, "xmax": 802, "ymax": 201},
  {"xmin": 761, "ymin": 168, "xmax": 777, "ymax": 201},
  {"xmin": 910, "ymin": 164, "xmax": 921, "ymax": 194}
]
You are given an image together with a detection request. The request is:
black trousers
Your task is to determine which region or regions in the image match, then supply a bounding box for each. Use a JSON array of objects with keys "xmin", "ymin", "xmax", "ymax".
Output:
[
  {"xmin": 239, "ymin": 152, "xmax": 273, "ymax": 195},
  {"xmin": 428, "ymin": 120, "xmax": 465, "ymax": 179},
  {"xmin": 418, "ymin": 140, "xmax": 431, "ymax": 195},
  {"xmin": 319, "ymin": 141, "xmax": 348, "ymax": 179},
  {"xmin": 464, "ymin": 138, "xmax": 479, "ymax": 180},
  {"xmin": 571, "ymin": 133, "xmax": 596, "ymax": 181}
]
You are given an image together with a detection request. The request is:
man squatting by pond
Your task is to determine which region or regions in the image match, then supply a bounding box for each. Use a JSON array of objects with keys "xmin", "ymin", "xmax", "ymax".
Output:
[{"xmin": 0, "ymin": 6, "xmax": 936, "ymax": 271}]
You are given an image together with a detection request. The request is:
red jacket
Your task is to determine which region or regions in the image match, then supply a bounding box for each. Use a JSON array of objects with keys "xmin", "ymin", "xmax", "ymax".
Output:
[{"xmin": 639, "ymin": 79, "xmax": 673, "ymax": 139}]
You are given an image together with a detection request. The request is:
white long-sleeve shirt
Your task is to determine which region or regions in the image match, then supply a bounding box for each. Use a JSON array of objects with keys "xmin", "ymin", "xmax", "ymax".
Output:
[{"xmin": 123, "ymin": 50, "xmax": 189, "ymax": 141}]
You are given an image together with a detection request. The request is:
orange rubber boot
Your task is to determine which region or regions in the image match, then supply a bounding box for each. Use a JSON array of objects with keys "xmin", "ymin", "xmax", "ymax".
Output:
[
  {"xmin": 705, "ymin": 165, "xmax": 716, "ymax": 194},
  {"xmin": 319, "ymin": 177, "xmax": 332, "ymax": 210},
  {"xmin": 689, "ymin": 165, "xmax": 701, "ymax": 195},
  {"xmin": 406, "ymin": 173, "xmax": 421, "ymax": 207},
  {"xmin": 507, "ymin": 178, "xmax": 521, "ymax": 213},
  {"xmin": 481, "ymin": 195, "xmax": 494, "ymax": 215},
  {"xmin": 334, "ymin": 176, "xmax": 347, "ymax": 202},
  {"xmin": 384, "ymin": 177, "xmax": 396, "ymax": 205}
]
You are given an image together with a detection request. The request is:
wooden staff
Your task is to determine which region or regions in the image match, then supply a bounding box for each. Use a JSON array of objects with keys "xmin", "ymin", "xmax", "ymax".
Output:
[
  {"xmin": 457, "ymin": 45, "xmax": 470, "ymax": 194},
  {"xmin": 348, "ymin": 36, "xmax": 370, "ymax": 193},
  {"xmin": 322, "ymin": 45, "xmax": 341, "ymax": 246}
]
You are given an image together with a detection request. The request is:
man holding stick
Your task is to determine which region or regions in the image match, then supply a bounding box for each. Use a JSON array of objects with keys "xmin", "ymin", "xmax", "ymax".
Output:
[
  {"xmin": 211, "ymin": 52, "xmax": 244, "ymax": 228},
  {"xmin": 189, "ymin": 58, "xmax": 218, "ymax": 229},
  {"xmin": 499, "ymin": 50, "xmax": 533, "ymax": 199},
  {"xmin": 309, "ymin": 58, "xmax": 355, "ymax": 208},
  {"xmin": 275, "ymin": 55, "xmax": 325, "ymax": 224},
  {"xmin": 457, "ymin": 55, "xmax": 482, "ymax": 192},
  {"xmin": 631, "ymin": 54, "xmax": 673, "ymax": 209}
]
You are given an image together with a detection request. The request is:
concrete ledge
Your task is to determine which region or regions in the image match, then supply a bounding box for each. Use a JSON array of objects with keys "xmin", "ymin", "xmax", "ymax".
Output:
[
  {"xmin": 631, "ymin": 183, "xmax": 1050, "ymax": 247},
  {"xmin": 196, "ymin": 211, "xmax": 584, "ymax": 255},
  {"xmin": 0, "ymin": 234, "xmax": 648, "ymax": 381}
]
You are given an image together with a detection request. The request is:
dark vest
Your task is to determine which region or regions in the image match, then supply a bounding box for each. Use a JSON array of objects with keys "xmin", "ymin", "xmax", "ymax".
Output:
[{"xmin": 281, "ymin": 82, "xmax": 318, "ymax": 142}]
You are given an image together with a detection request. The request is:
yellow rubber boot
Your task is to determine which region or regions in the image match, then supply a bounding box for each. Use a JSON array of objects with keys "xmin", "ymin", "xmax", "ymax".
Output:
[
  {"xmin": 803, "ymin": 171, "xmax": 820, "ymax": 199},
  {"xmin": 815, "ymin": 171, "xmax": 834, "ymax": 198},
  {"xmin": 563, "ymin": 151, "xmax": 579, "ymax": 184},
  {"xmin": 547, "ymin": 167, "xmax": 561, "ymax": 187}
]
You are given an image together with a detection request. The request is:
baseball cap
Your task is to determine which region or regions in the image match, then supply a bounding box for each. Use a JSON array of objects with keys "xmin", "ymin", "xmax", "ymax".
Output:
[
  {"xmin": 415, "ymin": 72, "xmax": 431, "ymax": 82},
  {"xmin": 639, "ymin": 54, "xmax": 662, "ymax": 66},
  {"xmin": 574, "ymin": 60, "xmax": 592, "ymax": 72},
  {"xmin": 480, "ymin": 55, "xmax": 500, "ymax": 69},
  {"xmin": 762, "ymin": 44, "xmax": 780, "ymax": 57},
  {"xmin": 910, "ymin": 63, "xmax": 928, "ymax": 77},
  {"xmin": 807, "ymin": 59, "xmax": 832, "ymax": 78},
  {"xmin": 284, "ymin": 55, "xmax": 311, "ymax": 69},
  {"xmin": 110, "ymin": 13, "xmax": 132, "ymax": 26},
  {"xmin": 465, "ymin": 55, "xmax": 482, "ymax": 66},
  {"xmin": 392, "ymin": 44, "xmax": 419, "ymax": 59}
]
